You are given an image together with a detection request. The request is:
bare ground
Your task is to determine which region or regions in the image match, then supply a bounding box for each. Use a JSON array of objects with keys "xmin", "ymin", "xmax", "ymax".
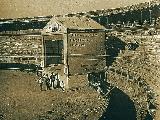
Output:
[{"xmin": 0, "ymin": 70, "xmax": 106, "ymax": 120}]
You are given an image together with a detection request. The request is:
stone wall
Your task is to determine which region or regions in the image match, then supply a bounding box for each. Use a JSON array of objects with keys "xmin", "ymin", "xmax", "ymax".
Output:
[
  {"xmin": 0, "ymin": 35, "xmax": 42, "ymax": 65},
  {"xmin": 107, "ymin": 34, "xmax": 160, "ymax": 120}
]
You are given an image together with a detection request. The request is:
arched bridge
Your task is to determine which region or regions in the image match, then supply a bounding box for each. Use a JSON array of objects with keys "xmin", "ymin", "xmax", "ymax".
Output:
[
  {"xmin": 101, "ymin": 34, "xmax": 160, "ymax": 120},
  {"xmin": 105, "ymin": 66, "xmax": 155, "ymax": 120}
]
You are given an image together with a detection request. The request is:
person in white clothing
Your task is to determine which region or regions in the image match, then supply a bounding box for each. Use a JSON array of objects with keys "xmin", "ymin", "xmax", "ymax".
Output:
[
  {"xmin": 38, "ymin": 76, "xmax": 44, "ymax": 91},
  {"xmin": 60, "ymin": 80, "xmax": 65, "ymax": 91}
]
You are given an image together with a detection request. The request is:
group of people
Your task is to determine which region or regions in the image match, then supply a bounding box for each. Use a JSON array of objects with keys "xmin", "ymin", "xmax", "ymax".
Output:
[{"xmin": 37, "ymin": 72, "xmax": 65, "ymax": 91}]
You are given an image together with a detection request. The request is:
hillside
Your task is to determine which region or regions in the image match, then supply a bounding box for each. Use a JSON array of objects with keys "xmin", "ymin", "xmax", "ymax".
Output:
[{"xmin": 0, "ymin": 0, "xmax": 150, "ymax": 18}]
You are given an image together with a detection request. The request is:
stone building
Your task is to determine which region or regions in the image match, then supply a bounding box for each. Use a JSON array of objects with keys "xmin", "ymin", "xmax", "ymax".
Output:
[{"xmin": 42, "ymin": 16, "xmax": 106, "ymax": 88}]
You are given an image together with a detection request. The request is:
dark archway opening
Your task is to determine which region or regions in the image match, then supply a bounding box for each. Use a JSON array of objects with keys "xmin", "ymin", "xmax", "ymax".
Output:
[
  {"xmin": 99, "ymin": 88, "xmax": 137, "ymax": 120},
  {"xmin": 105, "ymin": 36, "xmax": 126, "ymax": 66}
]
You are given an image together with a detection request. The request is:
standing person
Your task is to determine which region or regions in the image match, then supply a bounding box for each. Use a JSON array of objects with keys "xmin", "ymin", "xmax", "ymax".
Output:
[
  {"xmin": 50, "ymin": 72, "xmax": 55, "ymax": 89},
  {"xmin": 54, "ymin": 73, "xmax": 59, "ymax": 89},
  {"xmin": 36, "ymin": 65, "xmax": 39, "ymax": 76},
  {"xmin": 60, "ymin": 80, "xmax": 65, "ymax": 91},
  {"xmin": 38, "ymin": 76, "xmax": 44, "ymax": 91},
  {"xmin": 45, "ymin": 74, "xmax": 51, "ymax": 90}
]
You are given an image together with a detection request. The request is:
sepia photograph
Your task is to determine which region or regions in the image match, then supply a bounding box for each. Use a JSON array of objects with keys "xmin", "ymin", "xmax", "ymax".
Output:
[{"xmin": 0, "ymin": 0, "xmax": 160, "ymax": 120}]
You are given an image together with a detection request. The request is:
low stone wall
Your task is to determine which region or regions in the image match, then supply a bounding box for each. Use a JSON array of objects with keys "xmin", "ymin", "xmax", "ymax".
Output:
[
  {"xmin": 0, "ymin": 35, "xmax": 42, "ymax": 65},
  {"xmin": 0, "ymin": 29, "xmax": 42, "ymax": 35}
]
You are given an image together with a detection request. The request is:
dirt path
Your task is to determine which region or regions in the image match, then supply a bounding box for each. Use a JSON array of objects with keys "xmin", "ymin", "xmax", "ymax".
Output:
[{"xmin": 0, "ymin": 70, "xmax": 106, "ymax": 120}]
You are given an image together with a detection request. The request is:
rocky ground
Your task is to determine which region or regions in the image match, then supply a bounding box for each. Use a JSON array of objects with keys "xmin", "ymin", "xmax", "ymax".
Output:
[{"xmin": 0, "ymin": 70, "xmax": 107, "ymax": 120}]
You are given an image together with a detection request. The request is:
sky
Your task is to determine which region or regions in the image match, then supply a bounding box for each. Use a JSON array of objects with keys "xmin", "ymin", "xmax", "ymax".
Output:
[{"xmin": 0, "ymin": 0, "xmax": 150, "ymax": 18}]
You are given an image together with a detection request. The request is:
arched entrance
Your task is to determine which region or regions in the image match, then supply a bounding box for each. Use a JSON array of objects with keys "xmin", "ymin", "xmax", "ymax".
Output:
[{"xmin": 99, "ymin": 88, "xmax": 137, "ymax": 120}]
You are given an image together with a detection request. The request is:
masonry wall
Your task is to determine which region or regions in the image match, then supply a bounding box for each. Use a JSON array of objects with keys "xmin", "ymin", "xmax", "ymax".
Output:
[
  {"xmin": 67, "ymin": 30, "xmax": 106, "ymax": 75},
  {"xmin": 0, "ymin": 35, "xmax": 42, "ymax": 65}
]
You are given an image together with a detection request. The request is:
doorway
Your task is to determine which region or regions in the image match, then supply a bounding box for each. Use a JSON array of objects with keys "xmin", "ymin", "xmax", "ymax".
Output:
[{"xmin": 44, "ymin": 40, "xmax": 63, "ymax": 66}]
